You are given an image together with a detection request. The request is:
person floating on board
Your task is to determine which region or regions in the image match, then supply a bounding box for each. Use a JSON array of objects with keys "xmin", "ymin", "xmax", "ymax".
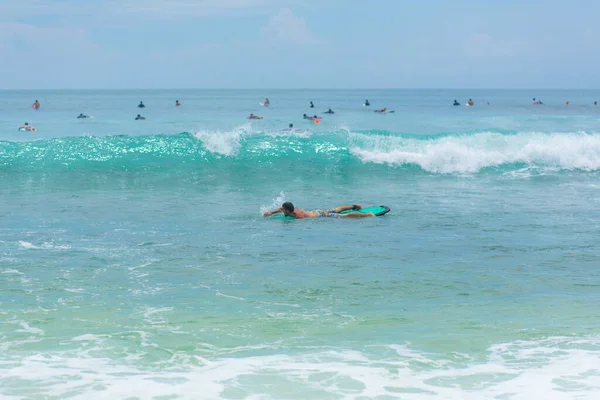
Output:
[
  {"xmin": 263, "ymin": 202, "xmax": 375, "ymax": 219},
  {"xmin": 310, "ymin": 101, "xmax": 314, "ymax": 108},
  {"xmin": 467, "ymin": 98, "xmax": 474, "ymax": 106},
  {"xmin": 324, "ymin": 108, "xmax": 335, "ymax": 114},
  {"xmin": 175, "ymin": 100, "xmax": 181, "ymax": 107},
  {"xmin": 453, "ymin": 99, "xmax": 460, "ymax": 106},
  {"xmin": 32, "ymin": 100, "xmax": 40, "ymax": 110},
  {"xmin": 77, "ymin": 113, "xmax": 90, "ymax": 119},
  {"xmin": 364, "ymin": 99, "xmax": 370, "ymax": 106},
  {"xmin": 375, "ymin": 108, "xmax": 387, "ymax": 113},
  {"xmin": 135, "ymin": 114, "xmax": 146, "ymax": 120},
  {"xmin": 19, "ymin": 122, "xmax": 36, "ymax": 131},
  {"xmin": 138, "ymin": 101, "xmax": 145, "ymax": 108},
  {"xmin": 264, "ymin": 98, "xmax": 270, "ymax": 107},
  {"xmin": 248, "ymin": 113, "xmax": 263, "ymax": 119}
]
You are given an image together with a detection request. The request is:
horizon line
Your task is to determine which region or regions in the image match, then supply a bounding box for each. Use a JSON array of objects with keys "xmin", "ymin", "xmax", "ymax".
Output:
[{"xmin": 2, "ymin": 88, "xmax": 600, "ymax": 91}]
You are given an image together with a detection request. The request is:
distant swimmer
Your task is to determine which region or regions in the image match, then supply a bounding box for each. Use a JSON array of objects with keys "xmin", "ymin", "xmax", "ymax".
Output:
[
  {"xmin": 303, "ymin": 113, "xmax": 310, "ymax": 119},
  {"xmin": 135, "ymin": 114, "xmax": 146, "ymax": 120},
  {"xmin": 282, "ymin": 123, "xmax": 295, "ymax": 131},
  {"xmin": 138, "ymin": 101, "xmax": 145, "ymax": 108},
  {"xmin": 18, "ymin": 122, "xmax": 36, "ymax": 131},
  {"xmin": 264, "ymin": 202, "xmax": 375, "ymax": 219},
  {"xmin": 32, "ymin": 100, "xmax": 40, "ymax": 110},
  {"xmin": 289, "ymin": 123, "xmax": 293, "ymax": 128},
  {"xmin": 248, "ymin": 113, "xmax": 263, "ymax": 120},
  {"xmin": 310, "ymin": 101, "xmax": 314, "ymax": 108},
  {"xmin": 374, "ymin": 108, "xmax": 387, "ymax": 113},
  {"xmin": 77, "ymin": 113, "xmax": 90, "ymax": 119},
  {"xmin": 467, "ymin": 99, "xmax": 474, "ymax": 106},
  {"xmin": 532, "ymin": 98, "xmax": 543, "ymax": 105},
  {"xmin": 312, "ymin": 115, "xmax": 321, "ymax": 124},
  {"xmin": 364, "ymin": 100, "xmax": 370, "ymax": 107},
  {"xmin": 453, "ymin": 99, "xmax": 460, "ymax": 106},
  {"xmin": 175, "ymin": 100, "xmax": 181, "ymax": 107},
  {"xmin": 324, "ymin": 108, "xmax": 335, "ymax": 114}
]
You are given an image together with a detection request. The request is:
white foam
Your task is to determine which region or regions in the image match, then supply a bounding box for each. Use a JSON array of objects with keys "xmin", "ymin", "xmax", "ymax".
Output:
[
  {"xmin": 64, "ymin": 288, "xmax": 85, "ymax": 294},
  {"xmin": 349, "ymin": 131, "xmax": 600, "ymax": 173},
  {"xmin": 215, "ymin": 291, "xmax": 246, "ymax": 301},
  {"xmin": 17, "ymin": 241, "xmax": 39, "ymax": 249},
  {"xmin": 1, "ymin": 336, "xmax": 599, "ymax": 399},
  {"xmin": 16, "ymin": 322, "xmax": 44, "ymax": 336},
  {"xmin": 17, "ymin": 241, "xmax": 71, "ymax": 250},
  {"xmin": 1, "ymin": 269, "xmax": 23, "ymax": 275},
  {"xmin": 260, "ymin": 191, "xmax": 287, "ymax": 216},
  {"xmin": 192, "ymin": 124, "xmax": 251, "ymax": 156},
  {"xmin": 72, "ymin": 334, "xmax": 106, "ymax": 342}
]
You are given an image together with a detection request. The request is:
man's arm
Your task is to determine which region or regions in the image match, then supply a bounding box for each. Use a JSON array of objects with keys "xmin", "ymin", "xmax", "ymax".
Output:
[{"xmin": 263, "ymin": 207, "xmax": 282, "ymax": 217}]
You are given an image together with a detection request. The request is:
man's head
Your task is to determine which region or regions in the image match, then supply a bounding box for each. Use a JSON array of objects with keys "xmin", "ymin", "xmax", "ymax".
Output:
[{"xmin": 281, "ymin": 202, "xmax": 294, "ymax": 215}]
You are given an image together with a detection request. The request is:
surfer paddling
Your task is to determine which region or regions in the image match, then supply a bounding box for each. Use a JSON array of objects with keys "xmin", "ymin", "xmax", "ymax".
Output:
[{"xmin": 263, "ymin": 202, "xmax": 375, "ymax": 219}]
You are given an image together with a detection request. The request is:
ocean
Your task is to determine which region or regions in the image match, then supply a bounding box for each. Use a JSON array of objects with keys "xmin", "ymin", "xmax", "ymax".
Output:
[{"xmin": 1, "ymin": 89, "xmax": 600, "ymax": 399}]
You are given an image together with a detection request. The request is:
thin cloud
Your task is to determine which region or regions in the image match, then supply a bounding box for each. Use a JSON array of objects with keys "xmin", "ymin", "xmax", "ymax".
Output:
[
  {"xmin": 464, "ymin": 33, "xmax": 524, "ymax": 58},
  {"xmin": 1, "ymin": 0, "xmax": 306, "ymax": 18},
  {"xmin": 0, "ymin": 22, "xmax": 87, "ymax": 45},
  {"xmin": 261, "ymin": 9, "xmax": 320, "ymax": 45}
]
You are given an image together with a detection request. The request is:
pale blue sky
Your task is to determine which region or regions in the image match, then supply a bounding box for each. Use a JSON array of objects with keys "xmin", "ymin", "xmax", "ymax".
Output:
[{"xmin": 1, "ymin": 0, "xmax": 599, "ymax": 89}]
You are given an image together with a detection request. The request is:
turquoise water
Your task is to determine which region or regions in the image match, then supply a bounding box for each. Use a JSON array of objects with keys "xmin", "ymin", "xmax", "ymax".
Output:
[{"xmin": 1, "ymin": 89, "xmax": 600, "ymax": 399}]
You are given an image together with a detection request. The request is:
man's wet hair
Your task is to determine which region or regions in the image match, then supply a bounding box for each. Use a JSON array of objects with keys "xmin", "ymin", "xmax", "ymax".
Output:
[{"xmin": 282, "ymin": 202, "xmax": 294, "ymax": 212}]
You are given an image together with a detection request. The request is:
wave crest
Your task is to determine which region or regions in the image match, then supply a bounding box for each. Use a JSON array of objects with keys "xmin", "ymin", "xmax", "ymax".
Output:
[
  {"xmin": 2, "ymin": 130, "xmax": 600, "ymax": 174},
  {"xmin": 350, "ymin": 131, "xmax": 600, "ymax": 173}
]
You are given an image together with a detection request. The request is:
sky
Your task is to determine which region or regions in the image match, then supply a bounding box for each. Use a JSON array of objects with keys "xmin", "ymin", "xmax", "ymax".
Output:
[{"xmin": 1, "ymin": 0, "xmax": 599, "ymax": 89}]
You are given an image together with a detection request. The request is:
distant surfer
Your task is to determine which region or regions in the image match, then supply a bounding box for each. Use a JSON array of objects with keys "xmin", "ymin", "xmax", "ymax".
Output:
[
  {"xmin": 264, "ymin": 202, "xmax": 375, "ymax": 219},
  {"xmin": 595, "ymin": 101, "xmax": 598, "ymax": 106},
  {"xmin": 263, "ymin": 98, "xmax": 270, "ymax": 107},
  {"xmin": 324, "ymin": 108, "xmax": 335, "ymax": 114},
  {"xmin": 532, "ymin": 98, "xmax": 543, "ymax": 105},
  {"xmin": 303, "ymin": 114, "xmax": 310, "ymax": 119},
  {"xmin": 312, "ymin": 115, "xmax": 321, "ymax": 124},
  {"xmin": 467, "ymin": 99, "xmax": 474, "ymax": 106},
  {"xmin": 374, "ymin": 108, "xmax": 387, "ymax": 113},
  {"xmin": 175, "ymin": 100, "xmax": 181, "ymax": 107},
  {"xmin": 310, "ymin": 101, "xmax": 314, "ymax": 108},
  {"xmin": 135, "ymin": 114, "xmax": 146, "ymax": 120},
  {"xmin": 138, "ymin": 101, "xmax": 145, "ymax": 108},
  {"xmin": 248, "ymin": 113, "xmax": 263, "ymax": 119},
  {"xmin": 453, "ymin": 99, "xmax": 460, "ymax": 106},
  {"xmin": 18, "ymin": 122, "xmax": 36, "ymax": 131},
  {"xmin": 32, "ymin": 100, "xmax": 40, "ymax": 110},
  {"xmin": 77, "ymin": 113, "xmax": 90, "ymax": 119},
  {"xmin": 364, "ymin": 100, "xmax": 370, "ymax": 107}
]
